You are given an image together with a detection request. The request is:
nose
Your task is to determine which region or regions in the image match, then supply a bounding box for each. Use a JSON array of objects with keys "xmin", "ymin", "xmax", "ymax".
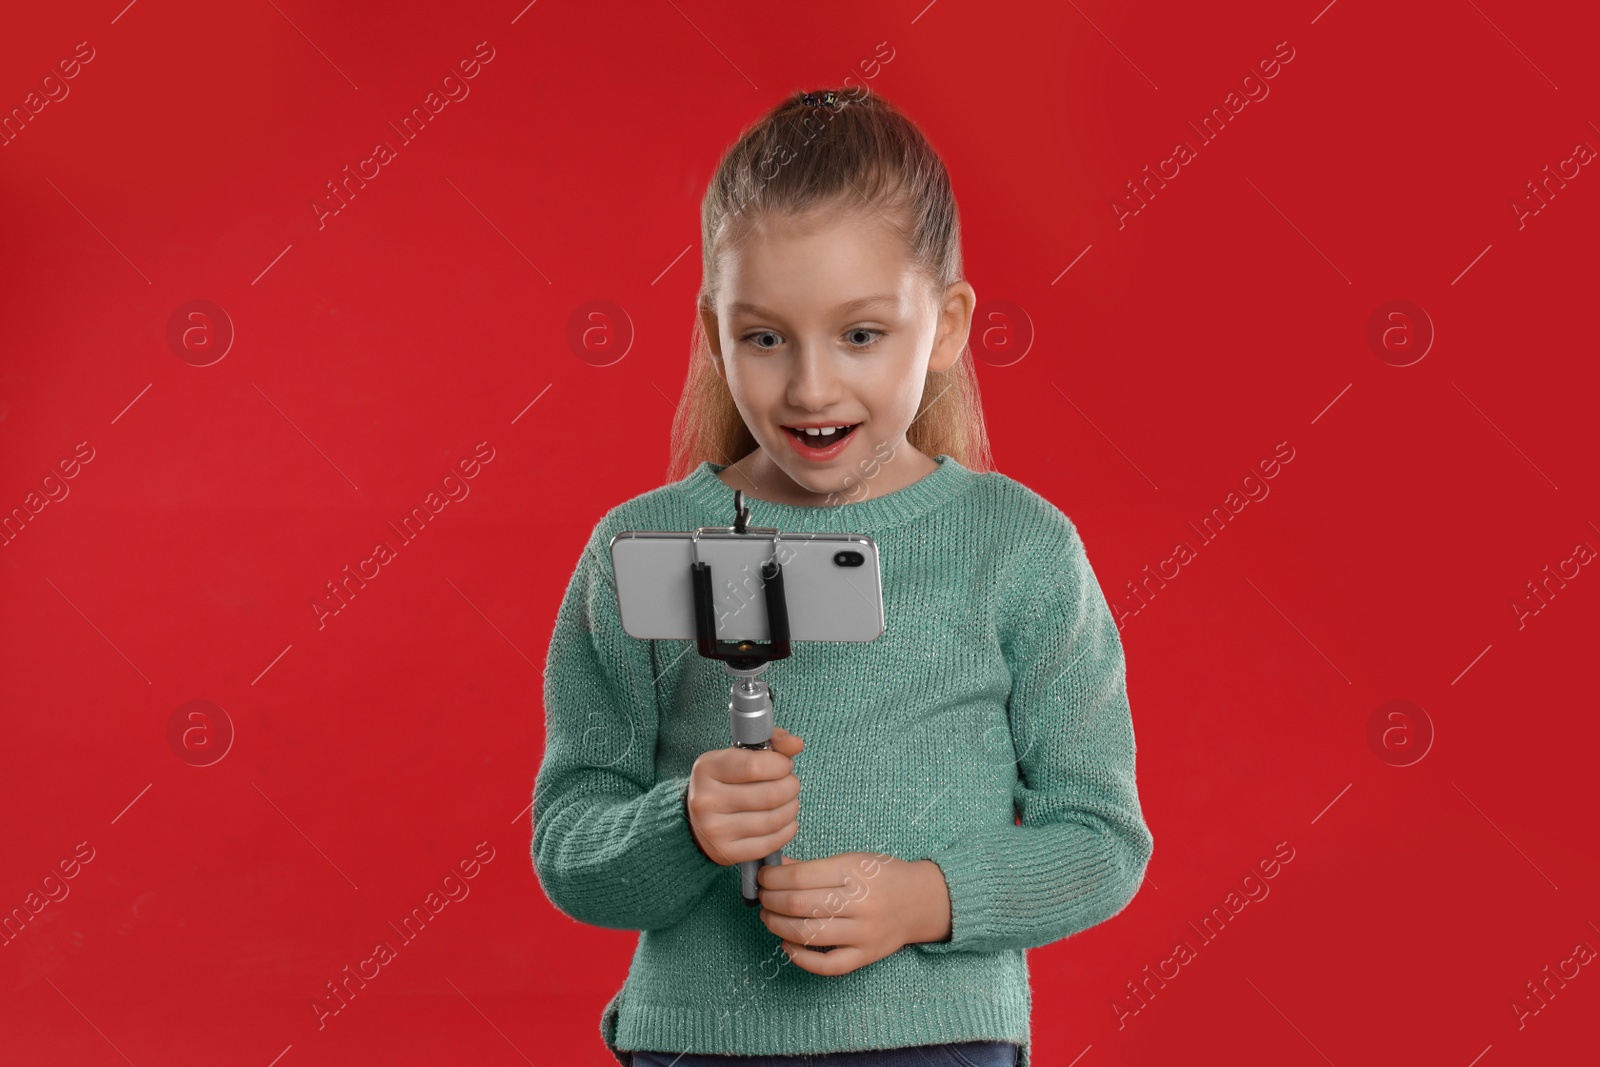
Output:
[{"xmin": 785, "ymin": 338, "xmax": 844, "ymax": 412}]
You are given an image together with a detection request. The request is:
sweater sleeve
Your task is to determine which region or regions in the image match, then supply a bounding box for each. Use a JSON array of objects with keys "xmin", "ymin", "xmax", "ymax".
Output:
[
  {"xmin": 915, "ymin": 519, "xmax": 1153, "ymax": 955},
  {"xmin": 530, "ymin": 519, "xmax": 725, "ymax": 931}
]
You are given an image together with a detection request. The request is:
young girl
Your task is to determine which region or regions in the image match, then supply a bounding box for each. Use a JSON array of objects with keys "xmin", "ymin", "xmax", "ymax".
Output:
[{"xmin": 532, "ymin": 86, "xmax": 1153, "ymax": 1067}]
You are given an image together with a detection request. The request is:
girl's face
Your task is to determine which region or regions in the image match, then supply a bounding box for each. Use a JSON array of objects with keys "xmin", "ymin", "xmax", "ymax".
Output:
[{"xmin": 701, "ymin": 204, "xmax": 975, "ymax": 506}]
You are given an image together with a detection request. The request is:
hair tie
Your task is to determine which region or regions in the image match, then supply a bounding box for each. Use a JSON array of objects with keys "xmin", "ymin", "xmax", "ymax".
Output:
[{"xmin": 800, "ymin": 90, "xmax": 844, "ymax": 110}]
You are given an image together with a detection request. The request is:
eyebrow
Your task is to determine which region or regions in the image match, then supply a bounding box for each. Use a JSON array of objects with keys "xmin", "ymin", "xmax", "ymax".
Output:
[{"xmin": 726, "ymin": 295, "xmax": 900, "ymax": 319}]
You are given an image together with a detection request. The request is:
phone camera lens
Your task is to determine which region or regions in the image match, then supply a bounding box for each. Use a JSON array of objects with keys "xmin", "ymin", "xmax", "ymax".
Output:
[{"xmin": 833, "ymin": 550, "xmax": 864, "ymax": 567}]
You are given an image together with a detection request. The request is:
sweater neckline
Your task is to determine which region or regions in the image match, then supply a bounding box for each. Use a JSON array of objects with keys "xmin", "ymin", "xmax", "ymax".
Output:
[{"xmin": 683, "ymin": 453, "xmax": 977, "ymax": 532}]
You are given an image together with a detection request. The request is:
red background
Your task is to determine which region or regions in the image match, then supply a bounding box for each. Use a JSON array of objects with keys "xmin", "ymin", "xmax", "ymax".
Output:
[{"xmin": 2, "ymin": 1, "xmax": 1596, "ymax": 1064}]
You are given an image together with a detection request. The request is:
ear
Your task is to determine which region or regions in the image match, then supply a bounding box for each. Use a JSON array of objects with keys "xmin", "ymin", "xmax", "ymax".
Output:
[
  {"xmin": 700, "ymin": 305, "xmax": 727, "ymax": 379},
  {"xmin": 928, "ymin": 280, "xmax": 975, "ymax": 375}
]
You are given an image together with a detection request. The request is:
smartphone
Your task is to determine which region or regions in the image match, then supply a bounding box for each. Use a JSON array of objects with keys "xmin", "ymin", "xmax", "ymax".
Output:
[{"xmin": 610, "ymin": 530, "xmax": 885, "ymax": 643}]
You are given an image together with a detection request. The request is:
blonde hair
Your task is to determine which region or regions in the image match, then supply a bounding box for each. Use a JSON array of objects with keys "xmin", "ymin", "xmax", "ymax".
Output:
[{"xmin": 666, "ymin": 85, "xmax": 995, "ymax": 482}]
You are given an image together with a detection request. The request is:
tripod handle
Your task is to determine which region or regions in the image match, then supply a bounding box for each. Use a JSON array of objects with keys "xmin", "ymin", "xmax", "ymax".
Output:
[
  {"xmin": 733, "ymin": 737, "xmax": 784, "ymax": 906},
  {"xmin": 741, "ymin": 849, "xmax": 784, "ymax": 907}
]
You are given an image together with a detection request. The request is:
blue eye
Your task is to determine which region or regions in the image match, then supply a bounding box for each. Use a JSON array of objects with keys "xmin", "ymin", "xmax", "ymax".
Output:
[{"xmin": 738, "ymin": 328, "xmax": 886, "ymax": 350}]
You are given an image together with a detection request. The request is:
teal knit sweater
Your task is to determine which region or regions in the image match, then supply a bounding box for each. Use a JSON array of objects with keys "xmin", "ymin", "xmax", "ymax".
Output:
[{"xmin": 531, "ymin": 454, "xmax": 1153, "ymax": 1067}]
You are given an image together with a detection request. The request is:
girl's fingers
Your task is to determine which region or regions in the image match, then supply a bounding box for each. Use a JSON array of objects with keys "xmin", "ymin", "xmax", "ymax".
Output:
[{"xmin": 782, "ymin": 941, "xmax": 862, "ymax": 976}]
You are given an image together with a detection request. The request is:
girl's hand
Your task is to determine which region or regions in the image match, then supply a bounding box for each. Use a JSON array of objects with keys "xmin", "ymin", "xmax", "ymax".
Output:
[
  {"xmin": 685, "ymin": 727, "xmax": 805, "ymax": 867},
  {"xmin": 756, "ymin": 852, "xmax": 953, "ymax": 976}
]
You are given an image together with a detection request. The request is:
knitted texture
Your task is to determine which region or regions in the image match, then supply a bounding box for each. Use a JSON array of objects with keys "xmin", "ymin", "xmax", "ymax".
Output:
[{"xmin": 531, "ymin": 455, "xmax": 1154, "ymax": 1067}]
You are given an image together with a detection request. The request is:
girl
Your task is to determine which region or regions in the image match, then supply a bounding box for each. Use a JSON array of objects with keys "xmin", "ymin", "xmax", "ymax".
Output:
[{"xmin": 532, "ymin": 86, "xmax": 1153, "ymax": 1067}]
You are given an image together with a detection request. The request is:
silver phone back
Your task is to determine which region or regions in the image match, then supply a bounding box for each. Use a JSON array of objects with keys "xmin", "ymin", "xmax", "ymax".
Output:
[{"xmin": 610, "ymin": 530, "xmax": 885, "ymax": 643}]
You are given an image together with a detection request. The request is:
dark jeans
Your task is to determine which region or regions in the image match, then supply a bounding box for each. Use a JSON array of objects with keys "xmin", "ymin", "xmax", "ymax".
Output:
[{"xmin": 627, "ymin": 1041, "xmax": 1019, "ymax": 1067}]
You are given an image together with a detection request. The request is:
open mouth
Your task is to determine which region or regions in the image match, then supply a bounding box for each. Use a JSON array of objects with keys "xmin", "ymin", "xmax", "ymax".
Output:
[{"xmin": 783, "ymin": 424, "xmax": 860, "ymax": 450}]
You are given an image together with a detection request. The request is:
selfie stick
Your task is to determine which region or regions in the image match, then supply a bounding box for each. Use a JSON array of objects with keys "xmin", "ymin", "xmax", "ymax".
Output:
[{"xmin": 689, "ymin": 489, "xmax": 792, "ymax": 908}]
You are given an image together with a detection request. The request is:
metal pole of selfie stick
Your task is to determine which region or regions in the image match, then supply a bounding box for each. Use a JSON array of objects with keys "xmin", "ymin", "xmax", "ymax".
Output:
[
  {"xmin": 689, "ymin": 490, "xmax": 792, "ymax": 908},
  {"xmin": 727, "ymin": 661, "xmax": 780, "ymax": 906}
]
